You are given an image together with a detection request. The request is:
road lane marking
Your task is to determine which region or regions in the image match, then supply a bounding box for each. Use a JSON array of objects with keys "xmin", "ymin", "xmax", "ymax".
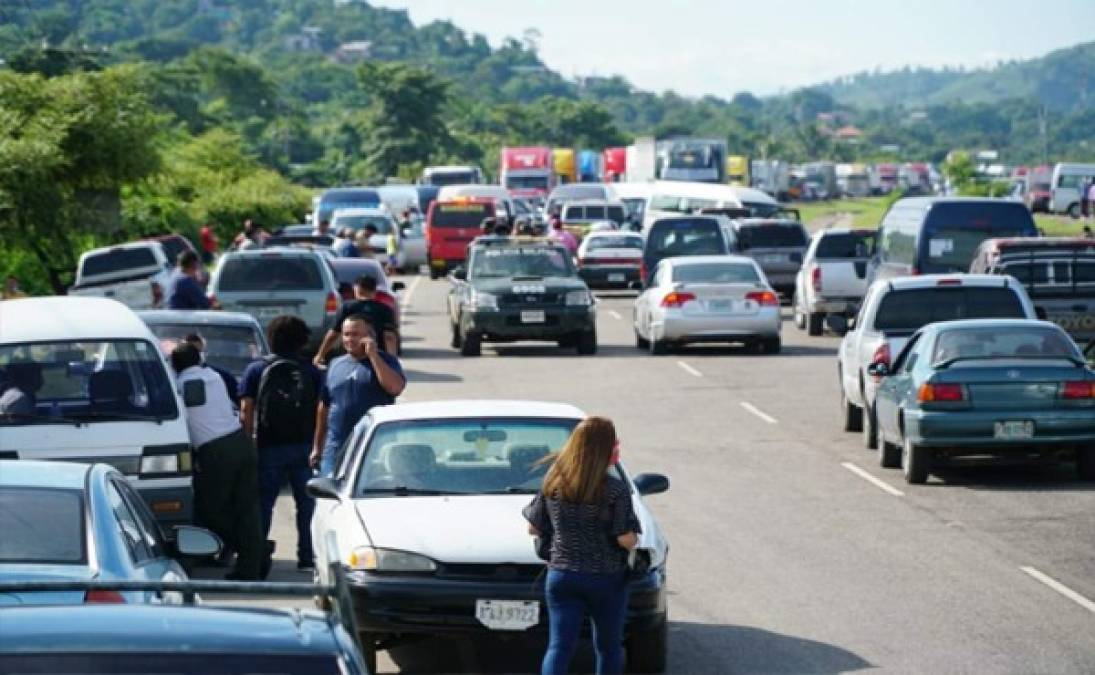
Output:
[
  {"xmin": 608, "ymin": 310, "xmax": 622, "ymax": 320},
  {"xmin": 1020, "ymin": 566, "xmax": 1095, "ymax": 614},
  {"xmin": 676, "ymin": 361, "xmax": 702, "ymax": 378},
  {"xmin": 399, "ymin": 275, "xmax": 422, "ymax": 321},
  {"xmin": 740, "ymin": 401, "xmax": 777, "ymax": 425},
  {"xmin": 841, "ymin": 462, "xmax": 905, "ymax": 497}
]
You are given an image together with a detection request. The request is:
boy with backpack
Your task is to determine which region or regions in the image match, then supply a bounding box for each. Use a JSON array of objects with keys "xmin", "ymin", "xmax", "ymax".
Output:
[{"xmin": 239, "ymin": 315, "xmax": 324, "ymax": 572}]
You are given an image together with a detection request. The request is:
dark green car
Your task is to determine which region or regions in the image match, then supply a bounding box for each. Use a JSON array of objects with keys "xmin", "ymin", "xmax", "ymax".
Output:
[{"xmin": 447, "ymin": 237, "xmax": 597, "ymax": 356}]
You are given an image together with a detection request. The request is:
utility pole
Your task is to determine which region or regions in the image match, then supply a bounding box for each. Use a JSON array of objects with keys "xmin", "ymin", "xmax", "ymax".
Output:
[{"xmin": 1037, "ymin": 106, "xmax": 1048, "ymax": 166}]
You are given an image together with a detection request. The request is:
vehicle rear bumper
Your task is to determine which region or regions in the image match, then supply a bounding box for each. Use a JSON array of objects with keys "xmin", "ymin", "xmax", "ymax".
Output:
[
  {"xmin": 466, "ymin": 307, "xmax": 596, "ymax": 341},
  {"xmin": 905, "ymin": 408, "xmax": 1095, "ymax": 450},
  {"xmin": 806, "ymin": 297, "xmax": 861, "ymax": 315},
  {"xmin": 579, "ymin": 266, "xmax": 640, "ymax": 288},
  {"xmin": 657, "ymin": 311, "xmax": 781, "ymax": 342}
]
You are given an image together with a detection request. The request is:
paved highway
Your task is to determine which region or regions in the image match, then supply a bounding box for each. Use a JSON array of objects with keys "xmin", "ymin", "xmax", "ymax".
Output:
[{"xmin": 239, "ymin": 274, "xmax": 1095, "ymax": 673}]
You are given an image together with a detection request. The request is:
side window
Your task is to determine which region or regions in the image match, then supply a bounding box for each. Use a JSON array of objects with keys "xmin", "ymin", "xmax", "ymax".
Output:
[
  {"xmin": 107, "ymin": 481, "xmax": 152, "ymax": 564},
  {"xmin": 891, "ymin": 333, "xmax": 922, "ymax": 373},
  {"xmin": 335, "ymin": 417, "xmax": 371, "ymax": 483},
  {"xmin": 116, "ymin": 479, "xmax": 168, "ymax": 560}
]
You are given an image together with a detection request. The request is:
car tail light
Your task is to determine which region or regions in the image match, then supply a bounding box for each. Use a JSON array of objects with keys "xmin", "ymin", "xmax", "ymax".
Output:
[
  {"xmin": 325, "ymin": 292, "xmax": 339, "ymax": 314},
  {"xmin": 936, "ymin": 278, "xmax": 962, "ymax": 286},
  {"xmin": 1060, "ymin": 381, "xmax": 1095, "ymax": 399},
  {"xmin": 660, "ymin": 291, "xmax": 696, "ymax": 308},
  {"xmin": 745, "ymin": 290, "xmax": 779, "ymax": 307},
  {"xmin": 918, "ymin": 383, "xmax": 966, "ymax": 402},
  {"xmin": 811, "ymin": 266, "xmax": 821, "ymax": 293},
  {"xmin": 85, "ymin": 589, "xmax": 126, "ymax": 604},
  {"xmin": 639, "ymin": 261, "xmax": 648, "ymax": 285}
]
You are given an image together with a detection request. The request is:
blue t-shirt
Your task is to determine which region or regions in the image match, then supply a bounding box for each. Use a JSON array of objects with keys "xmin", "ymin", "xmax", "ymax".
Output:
[
  {"xmin": 166, "ymin": 271, "xmax": 211, "ymax": 309},
  {"xmin": 320, "ymin": 352, "xmax": 403, "ymax": 458}
]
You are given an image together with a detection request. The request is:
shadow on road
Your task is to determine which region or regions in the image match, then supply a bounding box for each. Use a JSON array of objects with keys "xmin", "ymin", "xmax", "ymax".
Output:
[
  {"xmin": 401, "ymin": 346, "xmax": 458, "ymax": 360},
  {"xmin": 404, "ymin": 368, "xmax": 463, "ymax": 384},
  {"xmin": 669, "ymin": 621, "xmax": 872, "ymax": 674},
  {"xmin": 931, "ymin": 462, "xmax": 1093, "ymax": 492}
]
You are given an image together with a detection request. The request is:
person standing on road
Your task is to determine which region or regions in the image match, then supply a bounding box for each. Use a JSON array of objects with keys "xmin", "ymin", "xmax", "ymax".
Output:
[
  {"xmin": 311, "ymin": 315, "xmax": 405, "ymax": 476},
  {"xmin": 239, "ymin": 316, "xmax": 323, "ymax": 572},
  {"xmin": 312, "ymin": 219, "xmax": 331, "ymax": 237},
  {"xmin": 332, "ymin": 228, "xmax": 360, "ymax": 258},
  {"xmin": 523, "ymin": 416, "xmax": 640, "ymax": 675},
  {"xmin": 199, "ymin": 224, "xmax": 218, "ymax": 265},
  {"xmin": 549, "ymin": 218, "xmax": 578, "ymax": 255},
  {"xmin": 313, "ymin": 275, "xmax": 398, "ymax": 364},
  {"xmin": 170, "ymin": 343, "xmax": 265, "ymax": 581},
  {"xmin": 1086, "ymin": 180, "xmax": 1095, "ymax": 224},
  {"xmin": 167, "ymin": 251, "xmax": 212, "ymax": 310}
]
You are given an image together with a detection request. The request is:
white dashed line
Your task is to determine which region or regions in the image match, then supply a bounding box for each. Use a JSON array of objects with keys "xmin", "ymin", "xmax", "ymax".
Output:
[
  {"xmin": 1020, "ymin": 566, "xmax": 1095, "ymax": 615},
  {"xmin": 740, "ymin": 401, "xmax": 778, "ymax": 425},
  {"xmin": 608, "ymin": 310, "xmax": 622, "ymax": 320},
  {"xmin": 399, "ymin": 276, "xmax": 422, "ymax": 321},
  {"xmin": 841, "ymin": 462, "xmax": 905, "ymax": 497},
  {"xmin": 676, "ymin": 361, "xmax": 702, "ymax": 378}
]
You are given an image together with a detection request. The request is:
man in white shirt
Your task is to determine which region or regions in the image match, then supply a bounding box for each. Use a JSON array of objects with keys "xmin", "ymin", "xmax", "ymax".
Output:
[{"xmin": 171, "ymin": 343, "xmax": 265, "ymax": 581}]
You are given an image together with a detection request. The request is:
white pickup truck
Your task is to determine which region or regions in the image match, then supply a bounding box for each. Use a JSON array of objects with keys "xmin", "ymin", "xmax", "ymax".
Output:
[
  {"xmin": 68, "ymin": 241, "xmax": 173, "ymax": 309},
  {"xmin": 793, "ymin": 228, "xmax": 874, "ymax": 336}
]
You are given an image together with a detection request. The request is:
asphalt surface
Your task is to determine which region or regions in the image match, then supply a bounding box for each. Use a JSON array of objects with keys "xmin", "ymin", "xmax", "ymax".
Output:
[{"xmin": 210, "ymin": 273, "xmax": 1095, "ymax": 674}]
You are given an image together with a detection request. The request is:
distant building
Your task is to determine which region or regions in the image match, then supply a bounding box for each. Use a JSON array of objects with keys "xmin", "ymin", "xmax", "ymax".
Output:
[
  {"xmin": 835, "ymin": 126, "xmax": 863, "ymax": 144},
  {"xmin": 286, "ymin": 26, "xmax": 322, "ymax": 52},
  {"xmin": 334, "ymin": 41, "xmax": 372, "ymax": 63}
]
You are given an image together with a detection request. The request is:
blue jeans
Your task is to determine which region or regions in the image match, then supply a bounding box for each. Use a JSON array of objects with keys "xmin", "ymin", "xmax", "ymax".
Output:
[
  {"xmin": 257, "ymin": 443, "xmax": 315, "ymax": 564},
  {"xmin": 542, "ymin": 568, "xmax": 629, "ymax": 675}
]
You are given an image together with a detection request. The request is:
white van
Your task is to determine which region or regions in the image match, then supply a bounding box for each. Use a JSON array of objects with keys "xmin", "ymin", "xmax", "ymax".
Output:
[
  {"xmin": 0, "ymin": 297, "xmax": 193, "ymax": 525},
  {"xmin": 642, "ymin": 180, "xmax": 749, "ymax": 232},
  {"xmin": 1050, "ymin": 163, "xmax": 1095, "ymax": 217}
]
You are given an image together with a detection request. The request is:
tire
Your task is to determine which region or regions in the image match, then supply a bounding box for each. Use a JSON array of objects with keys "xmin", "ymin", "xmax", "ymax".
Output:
[
  {"xmin": 625, "ymin": 615, "xmax": 668, "ymax": 673},
  {"xmin": 557, "ymin": 335, "xmax": 577, "ymax": 349},
  {"xmin": 460, "ymin": 330, "xmax": 481, "ymax": 357},
  {"xmin": 577, "ymin": 330, "xmax": 598, "ymax": 355},
  {"xmin": 1067, "ymin": 202, "xmax": 1081, "ymax": 219},
  {"xmin": 841, "ymin": 387, "xmax": 863, "ymax": 432},
  {"xmin": 878, "ymin": 422, "xmax": 901, "ymax": 468},
  {"xmin": 807, "ymin": 312, "xmax": 824, "ymax": 336},
  {"xmin": 649, "ymin": 320, "xmax": 668, "ymax": 355},
  {"xmin": 792, "ymin": 296, "xmax": 806, "ymax": 330},
  {"xmin": 1077, "ymin": 446, "xmax": 1095, "ymax": 481},
  {"xmin": 429, "ymin": 266, "xmax": 441, "ymax": 280},
  {"xmin": 450, "ymin": 321, "xmax": 462, "ymax": 349},
  {"xmin": 357, "ymin": 632, "xmax": 378, "ymax": 674},
  {"xmin": 862, "ymin": 400, "xmax": 878, "ymax": 450},
  {"xmin": 635, "ymin": 330, "xmax": 650, "ymax": 350},
  {"xmin": 902, "ymin": 435, "xmax": 929, "ymax": 484},
  {"xmin": 760, "ymin": 336, "xmax": 781, "ymax": 354}
]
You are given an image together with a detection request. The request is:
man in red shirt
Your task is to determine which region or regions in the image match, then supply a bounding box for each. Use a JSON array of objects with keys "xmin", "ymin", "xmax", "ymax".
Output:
[{"xmin": 199, "ymin": 224, "xmax": 218, "ymax": 265}]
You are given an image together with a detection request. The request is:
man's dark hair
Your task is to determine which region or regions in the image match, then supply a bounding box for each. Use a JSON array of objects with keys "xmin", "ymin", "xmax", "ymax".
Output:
[
  {"xmin": 183, "ymin": 333, "xmax": 204, "ymax": 348},
  {"xmin": 354, "ymin": 275, "xmax": 378, "ymax": 292},
  {"xmin": 177, "ymin": 250, "xmax": 199, "ymax": 270},
  {"xmin": 267, "ymin": 315, "xmax": 311, "ymax": 355},
  {"xmin": 342, "ymin": 313, "xmax": 376, "ymax": 334},
  {"xmin": 170, "ymin": 343, "xmax": 202, "ymax": 372}
]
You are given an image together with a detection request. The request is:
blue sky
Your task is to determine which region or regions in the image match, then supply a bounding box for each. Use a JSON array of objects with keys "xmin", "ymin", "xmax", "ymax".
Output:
[{"xmin": 374, "ymin": 0, "xmax": 1095, "ymax": 97}]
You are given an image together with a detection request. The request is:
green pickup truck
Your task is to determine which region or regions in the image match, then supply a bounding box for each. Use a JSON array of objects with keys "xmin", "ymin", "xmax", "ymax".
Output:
[{"xmin": 446, "ymin": 237, "xmax": 598, "ymax": 356}]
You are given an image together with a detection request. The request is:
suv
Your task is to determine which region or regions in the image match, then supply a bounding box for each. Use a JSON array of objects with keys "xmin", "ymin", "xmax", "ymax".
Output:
[
  {"xmin": 642, "ymin": 215, "xmax": 737, "ymax": 287},
  {"xmin": 69, "ymin": 241, "xmax": 173, "ymax": 309},
  {"xmin": 559, "ymin": 199, "xmax": 628, "ymax": 238},
  {"xmin": 447, "ymin": 238, "xmax": 597, "ymax": 356},
  {"xmin": 730, "ymin": 218, "xmax": 809, "ymax": 300},
  {"xmin": 836, "ymin": 275, "xmax": 1037, "ymax": 457},
  {"xmin": 209, "ymin": 248, "xmax": 340, "ymax": 350},
  {"xmin": 793, "ymin": 228, "xmax": 875, "ymax": 335}
]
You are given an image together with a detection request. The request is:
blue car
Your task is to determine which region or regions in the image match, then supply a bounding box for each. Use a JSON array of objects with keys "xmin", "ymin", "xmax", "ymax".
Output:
[
  {"xmin": 871, "ymin": 320, "xmax": 1095, "ymax": 484},
  {"xmin": 0, "ymin": 460, "xmax": 220, "ymax": 605}
]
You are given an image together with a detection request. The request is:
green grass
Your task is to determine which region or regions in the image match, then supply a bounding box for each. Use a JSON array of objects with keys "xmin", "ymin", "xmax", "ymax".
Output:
[
  {"xmin": 796, "ymin": 196, "xmax": 892, "ymax": 230},
  {"xmin": 1034, "ymin": 214, "xmax": 1093, "ymax": 237}
]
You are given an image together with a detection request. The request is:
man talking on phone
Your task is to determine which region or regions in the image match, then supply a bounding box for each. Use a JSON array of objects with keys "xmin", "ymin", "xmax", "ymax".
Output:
[{"xmin": 311, "ymin": 314, "xmax": 406, "ymax": 476}]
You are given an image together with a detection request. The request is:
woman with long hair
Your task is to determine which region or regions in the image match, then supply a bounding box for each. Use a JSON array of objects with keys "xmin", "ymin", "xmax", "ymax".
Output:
[{"xmin": 523, "ymin": 416, "xmax": 640, "ymax": 675}]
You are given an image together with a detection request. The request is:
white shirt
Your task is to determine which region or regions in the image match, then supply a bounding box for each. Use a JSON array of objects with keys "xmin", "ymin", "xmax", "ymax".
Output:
[{"xmin": 176, "ymin": 366, "xmax": 241, "ymax": 448}]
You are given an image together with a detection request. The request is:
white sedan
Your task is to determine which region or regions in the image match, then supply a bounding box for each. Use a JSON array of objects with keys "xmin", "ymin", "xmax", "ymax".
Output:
[
  {"xmin": 633, "ymin": 255, "xmax": 783, "ymax": 354},
  {"xmin": 309, "ymin": 400, "xmax": 671, "ymax": 673}
]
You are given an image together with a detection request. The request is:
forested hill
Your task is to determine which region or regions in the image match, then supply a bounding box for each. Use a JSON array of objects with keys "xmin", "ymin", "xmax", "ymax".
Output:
[{"xmin": 818, "ymin": 41, "xmax": 1095, "ymax": 112}]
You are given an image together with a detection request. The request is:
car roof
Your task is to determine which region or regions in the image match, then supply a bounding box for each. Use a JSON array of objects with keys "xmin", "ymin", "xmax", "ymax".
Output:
[
  {"xmin": 924, "ymin": 318, "xmax": 1065, "ymax": 333},
  {"xmin": 663, "ymin": 254, "xmax": 758, "ymax": 266},
  {"xmin": 0, "ymin": 605, "xmax": 341, "ymax": 656},
  {"xmin": 81, "ymin": 241, "xmax": 164, "ymax": 257},
  {"xmin": 982, "ymin": 236, "xmax": 1095, "ymax": 251},
  {"xmin": 735, "ymin": 218, "xmax": 804, "ymax": 227},
  {"xmin": 0, "ymin": 297, "xmax": 155, "ymax": 344},
  {"xmin": 366, "ymin": 400, "xmax": 586, "ymax": 424},
  {"xmin": 562, "ymin": 199, "xmax": 625, "ymax": 207},
  {"xmin": 221, "ymin": 248, "xmax": 324, "ymax": 260},
  {"xmin": 331, "ymin": 207, "xmax": 390, "ymax": 216},
  {"xmin": 0, "ymin": 460, "xmax": 91, "ymax": 490},
  {"xmin": 585, "ymin": 230, "xmax": 642, "ymax": 238},
  {"xmin": 875, "ymin": 274, "xmax": 1015, "ymax": 290},
  {"xmin": 894, "ymin": 196, "xmax": 1025, "ymax": 207},
  {"xmin": 136, "ymin": 310, "xmax": 260, "ymax": 328}
]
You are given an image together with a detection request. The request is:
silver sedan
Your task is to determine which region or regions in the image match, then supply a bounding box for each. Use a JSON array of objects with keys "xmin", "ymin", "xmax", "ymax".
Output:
[{"xmin": 633, "ymin": 255, "xmax": 783, "ymax": 354}]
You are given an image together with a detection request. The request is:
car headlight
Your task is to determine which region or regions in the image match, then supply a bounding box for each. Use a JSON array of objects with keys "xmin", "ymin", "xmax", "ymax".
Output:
[
  {"xmin": 348, "ymin": 546, "xmax": 437, "ymax": 572},
  {"xmin": 469, "ymin": 290, "xmax": 498, "ymax": 311},
  {"xmin": 566, "ymin": 290, "xmax": 594, "ymax": 306}
]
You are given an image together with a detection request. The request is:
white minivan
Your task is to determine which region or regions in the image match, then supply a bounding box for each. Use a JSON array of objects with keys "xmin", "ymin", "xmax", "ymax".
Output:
[
  {"xmin": 1050, "ymin": 162, "xmax": 1095, "ymax": 217},
  {"xmin": 0, "ymin": 297, "xmax": 193, "ymax": 525}
]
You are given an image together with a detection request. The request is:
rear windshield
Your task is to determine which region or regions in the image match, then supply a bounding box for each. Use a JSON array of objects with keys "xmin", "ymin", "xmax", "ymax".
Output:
[
  {"xmin": 431, "ymin": 203, "xmax": 492, "ymax": 228},
  {"xmin": 672, "ymin": 263, "xmax": 760, "ymax": 284},
  {"xmin": 647, "ymin": 219, "xmax": 726, "ymax": 257},
  {"xmin": 585, "ymin": 236, "xmax": 643, "ymax": 251},
  {"xmin": 506, "ymin": 175, "xmax": 550, "ymax": 191},
  {"xmin": 146, "ymin": 324, "xmax": 265, "ymax": 380},
  {"xmin": 82, "ymin": 248, "xmax": 159, "ymax": 277},
  {"xmin": 329, "ymin": 261, "xmax": 385, "ymax": 287},
  {"xmin": 873, "ymin": 287, "xmax": 1026, "ymax": 333},
  {"xmin": 922, "ymin": 203, "xmax": 1037, "ymax": 273},
  {"xmin": 737, "ymin": 224, "xmax": 807, "ymax": 249},
  {"xmin": 552, "ymin": 186, "xmax": 606, "ymax": 202},
  {"xmin": 816, "ymin": 232, "xmax": 875, "ymax": 258},
  {"xmin": 332, "ymin": 215, "xmax": 393, "ymax": 234},
  {"xmin": 218, "ymin": 256, "xmax": 324, "ymax": 291},
  {"xmin": 426, "ymin": 171, "xmax": 476, "ymax": 186},
  {"xmin": 157, "ymin": 237, "xmax": 191, "ymax": 264},
  {"xmin": 932, "ymin": 326, "xmax": 1078, "ymax": 364},
  {"xmin": 0, "ymin": 488, "xmax": 85, "ymax": 563}
]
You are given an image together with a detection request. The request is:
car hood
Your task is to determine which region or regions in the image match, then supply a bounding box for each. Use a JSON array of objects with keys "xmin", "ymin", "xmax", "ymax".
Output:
[{"xmin": 472, "ymin": 276, "xmax": 588, "ymax": 294}]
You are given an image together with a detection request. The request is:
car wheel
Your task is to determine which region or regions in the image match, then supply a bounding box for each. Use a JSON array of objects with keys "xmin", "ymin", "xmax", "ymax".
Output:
[
  {"xmin": 1067, "ymin": 202, "xmax": 1081, "ymax": 219},
  {"xmin": 902, "ymin": 435, "xmax": 929, "ymax": 484},
  {"xmin": 841, "ymin": 388, "xmax": 863, "ymax": 432},
  {"xmin": 635, "ymin": 330, "xmax": 650, "ymax": 350},
  {"xmin": 649, "ymin": 321, "xmax": 668, "ymax": 355},
  {"xmin": 625, "ymin": 613, "xmax": 668, "ymax": 673},
  {"xmin": 460, "ymin": 330, "xmax": 481, "ymax": 357},
  {"xmin": 792, "ymin": 298, "xmax": 806, "ymax": 330},
  {"xmin": 558, "ymin": 334, "xmax": 577, "ymax": 349},
  {"xmin": 357, "ymin": 632, "xmax": 378, "ymax": 674},
  {"xmin": 450, "ymin": 321, "xmax": 462, "ymax": 349},
  {"xmin": 807, "ymin": 312, "xmax": 824, "ymax": 336},
  {"xmin": 1077, "ymin": 446, "xmax": 1095, "ymax": 481},
  {"xmin": 577, "ymin": 330, "xmax": 598, "ymax": 355},
  {"xmin": 862, "ymin": 401, "xmax": 878, "ymax": 450},
  {"xmin": 760, "ymin": 336, "xmax": 781, "ymax": 354},
  {"xmin": 878, "ymin": 422, "xmax": 900, "ymax": 468}
]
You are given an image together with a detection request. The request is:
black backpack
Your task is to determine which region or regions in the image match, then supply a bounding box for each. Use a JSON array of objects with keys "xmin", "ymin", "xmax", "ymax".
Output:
[{"xmin": 255, "ymin": 357, "xmax": 317, "ymax": 447}]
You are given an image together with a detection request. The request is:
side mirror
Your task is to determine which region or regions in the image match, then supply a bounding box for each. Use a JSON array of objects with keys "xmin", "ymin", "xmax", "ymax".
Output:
[
  {"xmin": 867, "ymin": 361, "xmax": 890, "ymax": 378},
  {"xmin": 451, "ymin": 267, "xmax": 467, "ymax": 281},
  {"xmin": 633, "ymin": 473, "xmax": 670, "ymax": 496},
  {"xmin": 182, "ymin": 380, "xmax": 206, "ymax": 408},
  {"xmin": 307, "ymin": 476, "xmax": 342, "ymax": 501},
  {"xmin": 392, "ymin": 281, "xmax": 406, "ymax": 293},
  {"xmin": 172, "ymin": 525, "xmax": 222, "ymax": 557},
  {"xmin": 826, "ymin": 315, "xmax": 849, "ymax": 335}
]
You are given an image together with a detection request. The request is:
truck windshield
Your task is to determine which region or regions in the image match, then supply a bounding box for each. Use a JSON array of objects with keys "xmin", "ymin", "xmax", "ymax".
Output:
[
  {"xmin": 471, "ymin": 248, "xmax": 572, "ymax": 278},
  {"xmin": 737, "ymin": 224, "xmax": 807, "ymax": 249},
  {"xmin": 426, "ymin": 171, "xmax": 476, "ymax": 186},
  {"xmin": 0, "ymin": 339, "xmax": 179, "ymax": 424},
  {"xmin": 816, "ymin": 232, "xmax": 875, "ymax": 258},
  {"xmin": 921, "ymin": 203, "xmax": 1037, "ymax": 273},
  {"xmin": 506, "ymin": 176, "xmax": 549, "ymax": 191},
  {"xmin": 82, "ymin": 248, "xmax": 160, "ymax": 278},
  {"xmin": 873, "ymin": 288, "xmax": 1026, "ymax": 333}
]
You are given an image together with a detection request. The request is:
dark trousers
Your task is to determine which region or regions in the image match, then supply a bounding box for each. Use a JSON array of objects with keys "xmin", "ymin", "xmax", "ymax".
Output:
[
  {"xmin": 542, "ymin": 569, "xmax": 629, "ymax": 675},
  {"xmin": 194, "ymin": 429, "xmax": 264, "ymax": 578},
  {"xmin": 258, "ymin": 442, "xmax": 315, "ymax": 565}
]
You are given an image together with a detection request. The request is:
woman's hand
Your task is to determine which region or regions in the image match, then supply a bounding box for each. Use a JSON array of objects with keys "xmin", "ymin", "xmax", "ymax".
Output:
[{"xmin": 616, "ymin": 531, "xmax": 638, "ymax": 551}]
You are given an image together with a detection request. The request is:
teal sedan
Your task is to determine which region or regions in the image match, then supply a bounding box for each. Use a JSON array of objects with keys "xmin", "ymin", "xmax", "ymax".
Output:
[{"xmin": 869, "ymin": 319, "xmax": 1095, "ymax": 484}]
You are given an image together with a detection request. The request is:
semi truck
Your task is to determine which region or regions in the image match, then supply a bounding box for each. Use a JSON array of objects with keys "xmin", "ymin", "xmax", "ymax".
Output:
[
  {"xmin": 499, "ymin": 146, "xmax": 555, "ymax": 202},
  {"xmin": 751, "ymin": 159, "xmax": 790, "ymax": 200},
  {"xmin": 603, "ymin": 147, "xmax": 626, "ymax": 182},
  {"xmin": 625, "ymin": 137, "xmax": 657, "ymax": 182},
  {"xmin": 726, "ymin": 155, "xmax": 750, "ymax": 186},
  {"xmin": 655, "ymin": 137, "xmax": 727, "ymax": 183},
  {"xmin": 577, "ymin": 150, "xmax": 601, "ymax": 182},
  {"xmin": 552, "ymin": 148, "xmax": 577, "ymax": 184}
]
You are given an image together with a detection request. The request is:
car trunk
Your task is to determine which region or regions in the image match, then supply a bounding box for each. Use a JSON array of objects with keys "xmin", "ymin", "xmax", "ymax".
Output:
[
  {"xmin": 932, "ymin": 361, "xmax": 1087, "ymax": 411},
  {"xmin": 674, "ymin": 282, "xmax": 765, "ymax": 316}
]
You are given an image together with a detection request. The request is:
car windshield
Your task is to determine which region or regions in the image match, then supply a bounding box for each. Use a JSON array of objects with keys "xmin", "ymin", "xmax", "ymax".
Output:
[
  {"xmin": 0, "ymin": 487, "xmax": 85, "ymax": 563},
  {"xmin": 471, "ymin": 247, "xmax": 572, "ymax": 278},
  {"xmin": 427, "ymin": 171, "xmax": 476, "ymax": 186},
  {"xmin": 146, "ymin": 324, "xmax": 265, "ymax": 379},
  {"xmin": 873, "ymin": 287, "xmax": 1026, "ymax": 333},
  {"xmin": 506, "ymin": 175, "xmax": 550, "ymax": 191},
  {"xmin": 586, "ymin": 236, "xmax": 643, "ymax": 251},
  {"xmin": 0, "ymin": 340, "xmax": 179, "ymax": 424},
  {"xmin": 353, "ymin": 417, "xmax": 626, "ymax": 496},
  {"xmin": 647, "ymin": 219, "xmax": 725, "ymax": 257},
  {"xmin": 218, "ymin": 255, "xmax": 324, "ymax": 291},
  {"xmin": 432, "ymin": 203, "xmax": 492, "ymax": 228},
  {"xmin": 672, "ymin": 262, "xmax": 760, "ymax": 284},
  {"xmin": 816, "ymin": 232, "xmax": 875, "ymax": 258},
  {"xmin": 932, "ymin": 326, "xmax": 1079, "ymax": 364},
  {"xmin": 737, "ymin": 224, "xmax": 807, "ymax": 249},
  {"xmin": 81, "ymin": 248, "xmax": 159, "ymax": 278},
  {"xmin": 333, "ymin": 215, "xmax": 394, "ymax": 234}
]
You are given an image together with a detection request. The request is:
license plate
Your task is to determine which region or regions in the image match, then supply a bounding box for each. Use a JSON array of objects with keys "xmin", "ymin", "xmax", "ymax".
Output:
[
  {"xmin": 707, "ymin": 299, "xmax": 733, "ymax": 311},
  {"xmin": 256, "ymin": 306, "xmax": 291, "ymax": 319},
  {"xmin": 521, "ymin": 310, "xmax": 546, "ymax": 324},
  {"xmin": 608, "ymin": 273, "xmax": 625, "ymax": 282},
  {"xmin": 475, "ymin": 599, "xmax": 540, "ymax": 631},
  {"xmin": 762, "ymin": 254, "xmax": 785, "ymax": 264},
  {"xmin": 994, "ymin": 420, "xmax": 1034, "ymax": 440}
]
